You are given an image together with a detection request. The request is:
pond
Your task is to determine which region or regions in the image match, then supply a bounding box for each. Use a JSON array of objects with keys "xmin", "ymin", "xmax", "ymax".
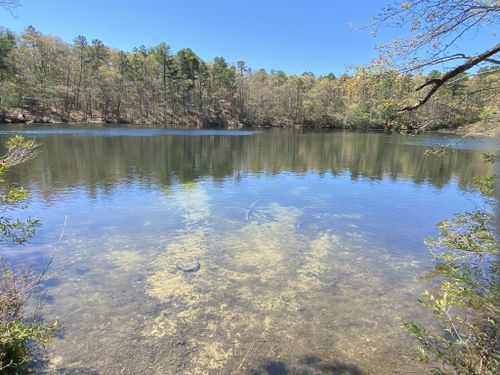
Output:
[{"xmin": 0, "ymin": 125, "xmax": 496, "ymax": 374}]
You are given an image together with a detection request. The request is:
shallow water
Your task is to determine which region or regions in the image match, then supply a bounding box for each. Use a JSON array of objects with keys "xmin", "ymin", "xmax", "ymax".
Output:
[{"xmin": 0, "ymin": 125, "xmax": 495, "ymax": 374}]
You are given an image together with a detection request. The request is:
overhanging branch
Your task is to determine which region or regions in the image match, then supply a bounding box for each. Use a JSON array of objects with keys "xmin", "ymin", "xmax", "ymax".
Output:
[{"xmin": 399, "ymin": 43, "xmax": 500, "ymax": 111}]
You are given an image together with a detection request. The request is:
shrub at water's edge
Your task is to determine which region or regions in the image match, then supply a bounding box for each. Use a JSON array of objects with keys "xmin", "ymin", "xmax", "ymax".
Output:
[
  {"xmin": 403, "ymin": 152, "xmax": 499, "ymax": 374},
  {"xmin": 0, "ymin": 136, "xmax": 58, "ymax": 374}
]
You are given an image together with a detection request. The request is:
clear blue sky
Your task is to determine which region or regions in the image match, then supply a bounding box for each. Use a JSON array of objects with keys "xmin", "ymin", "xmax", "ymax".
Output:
[{"xmin": 0, "ymin": 0, "xmax": 496, "ymax": 75}]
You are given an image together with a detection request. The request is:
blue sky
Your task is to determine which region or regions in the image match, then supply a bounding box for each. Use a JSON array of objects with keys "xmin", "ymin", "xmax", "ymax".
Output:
[{"xmin": 1, "ymin": 0, "xmax": 497, "ymax": 75}]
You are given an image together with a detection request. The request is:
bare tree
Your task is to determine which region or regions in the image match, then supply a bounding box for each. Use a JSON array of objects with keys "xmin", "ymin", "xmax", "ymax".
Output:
[{"xmin": 0, "ymin": 0, "xmax": 20, "ymax": 14}]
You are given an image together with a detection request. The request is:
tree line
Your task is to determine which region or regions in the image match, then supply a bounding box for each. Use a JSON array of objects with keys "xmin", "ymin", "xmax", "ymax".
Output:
[{"xmin": 0, "ymin": 26, "xmax": 498, "ymax": 130}]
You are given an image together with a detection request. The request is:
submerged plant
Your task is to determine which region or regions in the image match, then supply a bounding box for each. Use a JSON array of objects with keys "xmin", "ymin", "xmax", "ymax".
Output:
[{"xmin": 403, "ymin": 152, "xmax": 499, "ymax": 374}]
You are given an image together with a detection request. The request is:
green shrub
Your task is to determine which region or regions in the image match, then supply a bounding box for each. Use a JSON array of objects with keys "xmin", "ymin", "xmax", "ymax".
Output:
[
  {"xmin": 0, "ymin": 136, "xmax": 58, "ymax": 373},
  {"xmin": 0, "ymin": 260, "xmax": 57, "ymax": 374},
  {"xmin": 403, "ymin": 153, "xmax": 499, "ymax": 374}
]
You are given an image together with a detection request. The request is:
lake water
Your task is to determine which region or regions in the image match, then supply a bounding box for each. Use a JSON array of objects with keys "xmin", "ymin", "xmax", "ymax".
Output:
[{"xmin": 0, "ymin": 125, "xmax": 496, "ymax": 374}]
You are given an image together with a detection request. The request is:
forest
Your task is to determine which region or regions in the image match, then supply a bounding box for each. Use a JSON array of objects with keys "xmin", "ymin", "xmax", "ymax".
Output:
[{"xmin": 0, "ymin": 26, "xmax": 498, "ymax": 131}]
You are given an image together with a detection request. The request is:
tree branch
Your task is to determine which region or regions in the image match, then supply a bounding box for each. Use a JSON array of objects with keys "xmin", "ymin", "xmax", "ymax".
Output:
[
  {"xmin": 399, "ymin": 43, "xmax": 500, "ymax": 111},
  {"xmin": 0, "ymin": 0, "xmax": 20, "ymax": 15}
]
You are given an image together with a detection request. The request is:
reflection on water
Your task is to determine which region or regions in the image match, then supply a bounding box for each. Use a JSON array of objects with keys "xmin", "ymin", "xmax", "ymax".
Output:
[
  {"xmin": 0, "ymin": 125, "xmax": 495, "ymax": 374},
  {"xmin": 2, "ymin": 126, "xmax": 494, "ymax": 193}
]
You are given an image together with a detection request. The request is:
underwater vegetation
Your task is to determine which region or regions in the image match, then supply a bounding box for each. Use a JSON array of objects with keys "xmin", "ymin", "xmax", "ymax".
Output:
[{"xmin": 30, "ymin": 182, "xmax": 430, "ymax": 374}]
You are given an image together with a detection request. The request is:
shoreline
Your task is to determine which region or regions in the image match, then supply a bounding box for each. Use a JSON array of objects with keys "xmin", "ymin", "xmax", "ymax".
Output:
[{"xmin": 1, "ymin": 109, "xmax": 498, "ymax": 137}]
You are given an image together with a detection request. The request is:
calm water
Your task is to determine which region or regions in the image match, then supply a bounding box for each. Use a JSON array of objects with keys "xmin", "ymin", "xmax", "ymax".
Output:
[{"xmin": 0, "ymin": 125, "xmax": 496, "ymax": 374}]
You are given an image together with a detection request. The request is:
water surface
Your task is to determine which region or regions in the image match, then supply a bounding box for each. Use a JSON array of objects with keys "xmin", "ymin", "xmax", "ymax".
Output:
[{"xmin": 0, "ymin": 125, "xmax": 495, "ymax": 374}]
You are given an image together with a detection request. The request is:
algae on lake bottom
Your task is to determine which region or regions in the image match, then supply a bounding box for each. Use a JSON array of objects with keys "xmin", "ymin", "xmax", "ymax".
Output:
[{"xmin": 144, "ymin": 202, "xmax": 351, "ymax": 372}]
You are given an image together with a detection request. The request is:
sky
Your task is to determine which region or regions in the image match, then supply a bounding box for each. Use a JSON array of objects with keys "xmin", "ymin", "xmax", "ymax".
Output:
[{"xmin": 0, "ymin": 0, "xmax": 497, "ymax": 75}]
